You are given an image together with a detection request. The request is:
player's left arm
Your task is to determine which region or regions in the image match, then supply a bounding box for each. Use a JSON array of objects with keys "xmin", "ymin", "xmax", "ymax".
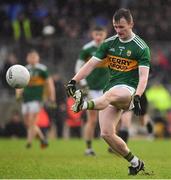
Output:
[
  {"xmin": 135, "ymin": 46, "xmax": 151, "ymax": 96},
  {"xmin": 42, "ymin": 67, "xmax": 56, "ymax": 103},
  {"xmin": 46, "ymin": 76, "xmax": 56, "ymax": 102},
  {"xmin": 135, "ymin": 66, "xmax": 149, "ymax": 96}
]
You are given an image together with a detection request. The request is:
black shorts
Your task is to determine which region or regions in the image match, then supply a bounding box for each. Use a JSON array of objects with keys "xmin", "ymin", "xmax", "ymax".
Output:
[{"xmin": 140, "ymin": 93, "xmax": 148, "ymax": 115}]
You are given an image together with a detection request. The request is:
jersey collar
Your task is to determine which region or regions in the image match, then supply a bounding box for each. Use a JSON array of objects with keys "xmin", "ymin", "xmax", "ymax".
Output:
[
  {"xmin": 119, "ymin": 32, "xmax": 135, "ymax": 43},
  {"xmin": 93, "ymin": 40, "xmax": 101, "ymax": 47}
]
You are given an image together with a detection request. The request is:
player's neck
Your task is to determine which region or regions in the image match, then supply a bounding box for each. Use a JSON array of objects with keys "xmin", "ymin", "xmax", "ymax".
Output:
[
  {"xmin": 94, "ymin": 40, "xmax": 102, "ymax": 47},
  {"xmin": 119, "ymin": 31, "xmax": 135, "ymax": 43}
]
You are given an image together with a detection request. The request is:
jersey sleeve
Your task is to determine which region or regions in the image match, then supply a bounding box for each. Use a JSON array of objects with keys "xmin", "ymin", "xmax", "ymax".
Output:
[
  {"xmin": 138, "ymin": 47, "xmax": 150, "ymax": 67},
  {"xmin": 79, "ymin": 48, "xmax": 89, "ymax": 62},
  {"xmin": 41, "ymin": 68, "xmax": 49, "ymax": 79},
  {"xmin": 94, "ymin": 42, "xmax": 108, "ymax": 60}
]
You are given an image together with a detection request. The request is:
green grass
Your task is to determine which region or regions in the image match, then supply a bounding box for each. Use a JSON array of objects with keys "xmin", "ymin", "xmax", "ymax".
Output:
[{"xmin": 0, "ymin": 138, "xmax": 171, "ymax": 179}]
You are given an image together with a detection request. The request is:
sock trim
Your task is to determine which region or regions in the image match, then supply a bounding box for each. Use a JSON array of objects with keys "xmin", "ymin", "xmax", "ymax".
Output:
[
  {"xmin": 87, "ymin": 101, "xmax": 95, "ymax": 110},
  {"xmin": 124, "ymin": 152, "xmax": 134, "ymax": 162}
]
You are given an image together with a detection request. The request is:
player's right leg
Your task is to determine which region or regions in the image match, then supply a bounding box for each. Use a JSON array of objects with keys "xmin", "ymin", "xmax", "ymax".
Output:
[
  {"xmin": 84, "ymin": 90, "xmax": 102, "ymax": 156},
  {"xmin": 23, "ymin": 113, "xmax": 33, "ymax": 148},
  {"xmin": 84, "ymin": 110, "xmax": 98, "ymax": 156},
  {"xmin": 72, "ymin": 86, "xmax": 131, "ymax": 112}
]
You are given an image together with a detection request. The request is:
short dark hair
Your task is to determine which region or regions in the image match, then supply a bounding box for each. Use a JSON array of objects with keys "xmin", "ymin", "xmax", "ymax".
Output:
[
  {"xmin": 27, "ymin": 49, "xmax": 39, "ymax": 54},
  {"xmin": 113, "ymin": 8, "xmax": 133, "ymax": 23},
  {"xmin": 92, "ymin": 26, "xmax": 106, "ymax": 32}
]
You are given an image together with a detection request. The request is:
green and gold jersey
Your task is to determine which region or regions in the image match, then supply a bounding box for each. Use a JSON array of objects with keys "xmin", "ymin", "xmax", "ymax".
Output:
[
  {"xmin": 79, "ymin": 40, "xmax": 109, "ymax": 90},
  {"xmin": 94, "ymin": 34, "xmax": 150, "ymax": 91},
  {"xmin": 23, "ymin": 63, "xmax": 49, "ymax": 102}
]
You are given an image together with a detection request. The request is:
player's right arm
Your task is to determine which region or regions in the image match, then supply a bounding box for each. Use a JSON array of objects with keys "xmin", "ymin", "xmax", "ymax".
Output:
[
  {"xmin": 75, "ymin": 45, "xmax": 91, "ymax": 86},
  {"xmin": 67, "ymin": 41, "xmax": 108, "ymax": 97},
  {"xmin": 73, "ymin": 41, "xmax": 108, "ymax": 83},
  {"xmin": 15, "ymin": 88, "xmax": 23, "ymax": 101},
  {"xmin": 66, "ymin": 58, "xmax": 101, "ymax": 97},
  {"xmin": 73, "ymin": 57, "xmax": 100, "ymax": 83}
]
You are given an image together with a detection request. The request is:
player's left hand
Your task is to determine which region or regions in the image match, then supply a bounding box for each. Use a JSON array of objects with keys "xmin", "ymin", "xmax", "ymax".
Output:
[
  {"xmin": 15, "ymin": 94, "xmax": 22, "ymax": 103},
  {"xmin": 133, "ymin": 95, "xmax": 141, "ymax": 116},
  {"xmin": 46, "ymin": 101, "xmax": 57, "ymax": 109}
]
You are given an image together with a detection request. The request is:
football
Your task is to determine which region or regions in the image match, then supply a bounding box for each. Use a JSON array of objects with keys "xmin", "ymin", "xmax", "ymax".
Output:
[{"xmin": 6, "ymin": 64, "xmax": 30, "ymax": 88}]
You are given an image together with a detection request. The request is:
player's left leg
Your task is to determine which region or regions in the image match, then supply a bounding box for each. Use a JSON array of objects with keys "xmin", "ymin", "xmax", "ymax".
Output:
[
  {"xmin": 72, "ymin": 86, "xmax": 145, "ymax": 175},
  {"xmin": 99, "ymin": 105, "xmax": 144, "ymax": 175},
  {"xmin": 118, "ymin": 110, "xmax": 133, "ymax": 143},
  {"xmin": 140, "ymin": 114, "xmax": 154, "ymax": 138},
  {"xmin": 108, "ymin": 110, "xmax": 132, "ymax": 153}
]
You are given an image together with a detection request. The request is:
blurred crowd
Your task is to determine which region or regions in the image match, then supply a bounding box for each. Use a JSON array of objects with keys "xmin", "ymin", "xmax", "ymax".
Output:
[{"xmin": 0, "ymin": 0, "xmax": 171, "ymax": 40}]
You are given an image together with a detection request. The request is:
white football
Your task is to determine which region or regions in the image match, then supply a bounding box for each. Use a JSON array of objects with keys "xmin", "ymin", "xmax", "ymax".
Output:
[{"xmin": 6, "ymin": 64, "xmax": 30, "ymax": 88}]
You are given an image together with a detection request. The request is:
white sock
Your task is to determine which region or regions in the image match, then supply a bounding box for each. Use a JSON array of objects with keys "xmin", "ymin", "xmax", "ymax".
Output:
[
  {"xmin": 130, "ymin": 156, "xmax": 139, "ymax": 167},
  {"xmin": 82, "ymin": 102, "xmax": 88, "ymax": 110}
]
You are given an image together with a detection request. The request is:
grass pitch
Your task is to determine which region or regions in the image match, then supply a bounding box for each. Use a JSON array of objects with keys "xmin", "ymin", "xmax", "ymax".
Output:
[{"xmin": 0, "ymin": 138, "xmax": 171, "ymax": 179}]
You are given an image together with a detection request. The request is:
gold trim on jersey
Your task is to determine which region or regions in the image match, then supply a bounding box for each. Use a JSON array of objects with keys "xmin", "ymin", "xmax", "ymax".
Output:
[
  {"xmin": 107, "ymin": 55, "xmax": 138, "ymax": 72},
  {"xmin": 28, "ymin": 77, "xmax": 46, "ymax": 86},
  {"xmin": 96, "ymin": 58, "xmax": 109, "ymax": 68}
]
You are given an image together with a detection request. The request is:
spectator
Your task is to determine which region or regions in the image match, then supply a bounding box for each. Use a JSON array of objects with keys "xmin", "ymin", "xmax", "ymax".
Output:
[
  {"xmin": 12, "ymin": 12, "xmax": 32, "ymax": 42},
  {"xmin": 66, "ymin": 97, "xmax": 83, "ymax": 138},
  {"xmin": 153, "ymin": 110, "xmax": 169, "ymax": 138},
  {"xmin": 0, "ymin": 125, "xmax": 4, "ymax": 137},
  {"xmin": 0, "ymin": 0, "xmax": 171, "ymax": 41},
  {"xmin": 51, "ymin": 73, "xmax": 67, "ymax": 138},
  {"xmin": 36, "ymin": 107, "xmax": 50, "ymax": 138},
  {"xmin": 166, "ymin": 110, "xmax": 171, "ymax": 137},
  {"xmin": 146, "ymin": 82, "xmax": 171, "ymax": 115},
  {"xmin": 4, "ymin": 111, "xmax": 26, "ymax": 138},
  {"xmin": 0, "ymin": 52, "xmax": 18, "ymax": 93}
]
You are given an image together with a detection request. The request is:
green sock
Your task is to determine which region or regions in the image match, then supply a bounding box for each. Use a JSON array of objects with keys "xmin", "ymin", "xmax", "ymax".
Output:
[
  {"xmin": 87, "ymin": 101, "xmax": 95, "ymax": 109},
  {"xmin": 86, "ymin": 140, "xmax": 92, "ymax": 149},
  {"xmin": 83, "ymin": 101, "xmax": 95, "ymax": 110},
  {"xmin": 124, "ymin": 152, "xmax": 134, "ymax": 162}
]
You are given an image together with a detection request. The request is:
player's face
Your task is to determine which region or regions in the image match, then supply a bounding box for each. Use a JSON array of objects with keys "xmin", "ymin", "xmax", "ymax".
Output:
[
  {"xmin": 92, "ymin": 30, "xmax": 107, "ymax": 45},
  {"xmin": 26, "ymin": 52, "xmax": 40, "ymax": 65},
  {"xmin": 113, "ymin": 17, "xmax": 133, "ymax": 40}
]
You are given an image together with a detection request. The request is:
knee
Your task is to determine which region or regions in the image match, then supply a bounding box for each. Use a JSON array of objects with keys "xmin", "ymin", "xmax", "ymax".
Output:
[
  {"xmin": 104, "ymin": 91, "xmax": 120, "ymax": 104},
  {"xmin": 25, "ymin": 120, "xmax": 34, "ymax": 128},
  {"xmin": 100, "ymin": 130, "xmax": 113, "ymax": 140}
]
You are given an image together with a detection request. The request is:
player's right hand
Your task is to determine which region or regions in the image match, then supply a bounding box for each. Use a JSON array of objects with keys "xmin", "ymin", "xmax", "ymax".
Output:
[{"xmin": 66, "ymin": 79, "xmax": 76, "ymax": 97}]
